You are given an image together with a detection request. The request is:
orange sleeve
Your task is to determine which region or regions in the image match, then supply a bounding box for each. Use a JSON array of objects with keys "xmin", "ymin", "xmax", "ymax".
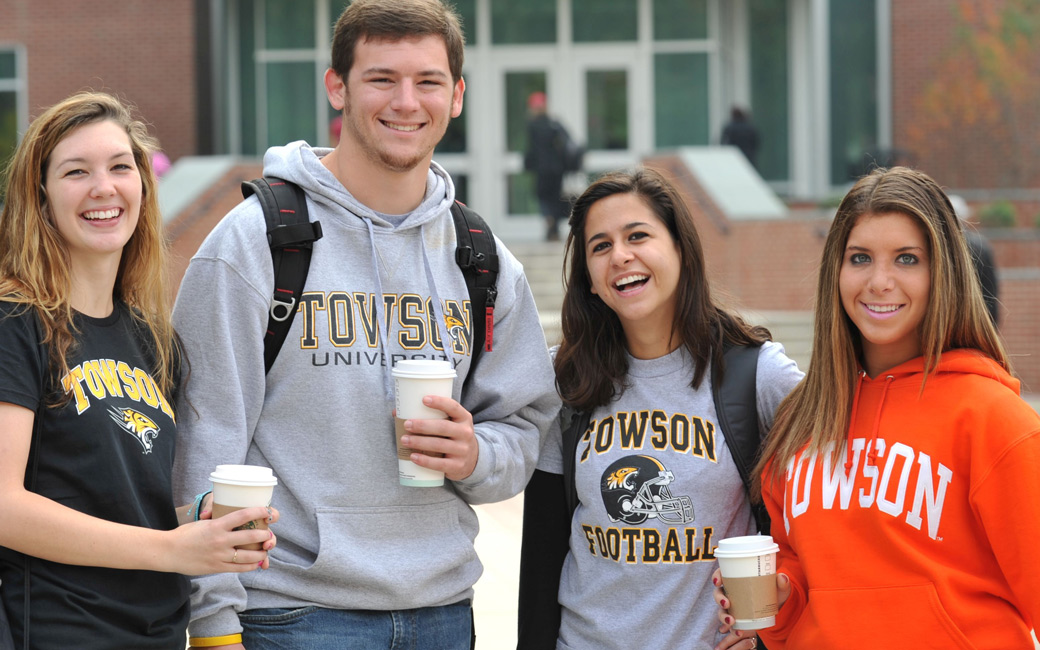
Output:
[
  {"xmin": 759, "ymin": 467, "xmax": 806, "ymax": 649},
  {"xmin": 970, "ymin": 425, "xmax": 1040, "ymax": 631}
]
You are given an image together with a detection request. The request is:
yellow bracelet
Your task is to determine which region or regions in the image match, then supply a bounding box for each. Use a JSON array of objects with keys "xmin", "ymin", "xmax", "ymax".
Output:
[{"xmin": 188, "ymin": 634, "xmax": 243, "ymax": 647}]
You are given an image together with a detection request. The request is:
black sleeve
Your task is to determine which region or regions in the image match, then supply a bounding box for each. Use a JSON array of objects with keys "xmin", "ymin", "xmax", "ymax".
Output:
[{"xmin": 517, "ymin": 469, "xmax": 571, "ymax": 650}]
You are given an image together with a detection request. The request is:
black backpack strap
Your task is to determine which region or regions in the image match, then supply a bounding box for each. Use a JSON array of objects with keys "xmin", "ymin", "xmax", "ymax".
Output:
[
  {"xmin": 712, "ymin": 343, "xmax": 770, "ymax": 533},
  {"xmin": 517, "ymin": 407, "xmax": 587, "ymax": 648},
  {"xmin": 562, "ymin": 407, "xmax": 591, "ymax": 518},
  {"xmin": 241, "ymin": 177, "xmax": 323, "ymax": 374},
  {"xmin": 450, "ymin": 201, "xmax": 499, "ymax": 364},
  {"xmin": 517, "ymin": 468, "xmax": 570, "ymax": 649}
]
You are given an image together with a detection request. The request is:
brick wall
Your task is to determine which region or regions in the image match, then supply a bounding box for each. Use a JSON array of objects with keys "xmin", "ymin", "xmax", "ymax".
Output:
[{"xmin": 0, "ymin": 0, "xmax": 197, "ymax": 160}]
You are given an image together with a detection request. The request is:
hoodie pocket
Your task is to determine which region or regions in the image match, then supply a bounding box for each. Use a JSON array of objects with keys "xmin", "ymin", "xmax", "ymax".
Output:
[
  {"xmin": 791, "ymin": 583, "xmax": 977, "ymax": 649},
  {"xmin": 306, "ymin": 500, "xmax": 480, "ymax": 608}
]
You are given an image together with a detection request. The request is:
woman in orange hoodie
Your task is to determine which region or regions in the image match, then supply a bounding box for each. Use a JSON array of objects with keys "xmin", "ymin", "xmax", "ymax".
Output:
[{"xmin": 713, "ymin": 166, "xmax": 1040, "ymax": 649}]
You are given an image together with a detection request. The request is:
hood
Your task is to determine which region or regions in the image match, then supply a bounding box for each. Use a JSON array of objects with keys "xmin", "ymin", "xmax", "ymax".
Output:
[
  {"xmin": 862, "ymin": 348, "xmax": 1017, "ymax": 390},
  {"xmin": 261, "ymin": 140, "xmax": 455, "ymax": 230},
  {"xmin": 845, "ymin": 349, "xmax": 1018, "ymax": 475},
  {"xmin": 260, "ymin": 141, "xmax": 459, "ymax": 401}
]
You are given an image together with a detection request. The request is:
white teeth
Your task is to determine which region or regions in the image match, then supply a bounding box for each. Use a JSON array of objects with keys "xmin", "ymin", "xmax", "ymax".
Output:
[
  {"xmin": 866, "ymin": 304, "xmax": 900, "ymax": 313},
  {"xmin": 385, "ymin": 122, "xmax": 420, "ymax": 132},
  {"xmin": 615, "ymin": 274, "xmax": 648, "ymax": 289},
  {"xmin": 82, "ymin": 208, "xmax": 120, "ymax": 220}
]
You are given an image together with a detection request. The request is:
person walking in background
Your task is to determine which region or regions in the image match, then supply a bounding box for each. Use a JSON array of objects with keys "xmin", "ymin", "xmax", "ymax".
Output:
[
  {"xmin": 0, "ymin": 91, "xmax": 276, "ymax": 650},
  {"xmin": 172, "ymin": 1, "xmax": 558, "ymax": 648},
  {"xmin": 721, "ymin": 106, "xmax": 760, "ymax": 170},
  {"xmin": 519, "ymin": 168, "xmax": 803, "ymax": 650},
  {"xmin": 524, "ymin": 91, "xmax": 578, "ymax": 241},
  {"xmin": 715, "ymin": 167, "xmax": 1040, "ymax": 649},
  {"xmin": 949, "ymin": 194, "xmax": 1000, "ymax": 326}
]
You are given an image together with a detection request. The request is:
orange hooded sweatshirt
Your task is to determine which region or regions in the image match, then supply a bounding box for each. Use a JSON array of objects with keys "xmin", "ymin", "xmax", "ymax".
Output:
[{"xmin": 759, "ymin": 349, "xmax": 1040, "ymax": 649}]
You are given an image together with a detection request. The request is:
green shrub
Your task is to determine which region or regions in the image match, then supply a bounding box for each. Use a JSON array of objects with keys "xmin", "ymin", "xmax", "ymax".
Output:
[{"xmin": 977, "ymin": 201, "xmax": 1017, "ymax": 228}]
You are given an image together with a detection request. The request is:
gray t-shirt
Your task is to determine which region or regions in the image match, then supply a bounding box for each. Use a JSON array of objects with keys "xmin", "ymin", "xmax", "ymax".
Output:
[{"xmin": 538, "ymin": 341, "xmax": 803, "ymax": 649}]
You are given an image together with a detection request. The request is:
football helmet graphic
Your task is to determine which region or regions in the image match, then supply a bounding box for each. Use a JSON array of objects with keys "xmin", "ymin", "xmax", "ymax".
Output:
[{"xmin": 600, "ymin": 455, "xmax": 694, "ymax": 525}]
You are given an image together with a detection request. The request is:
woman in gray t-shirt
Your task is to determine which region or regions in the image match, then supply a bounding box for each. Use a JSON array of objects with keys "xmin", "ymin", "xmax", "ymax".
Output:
[{"xmin": 519, "ymin": 168, "xmax": 803, "ymax": 650}]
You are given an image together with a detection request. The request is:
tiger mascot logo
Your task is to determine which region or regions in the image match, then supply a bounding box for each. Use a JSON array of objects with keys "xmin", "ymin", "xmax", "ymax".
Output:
[
  {"xmin": 109, "ymin": 406, "xmax": 160, "ymax": 454},
  {"xmin": 605, "ymin": 466, "xmax": 640, "ymax": 491},
  {"xmin": 445, "ymin": 315, "xmax": 469, "ymax": 353}
]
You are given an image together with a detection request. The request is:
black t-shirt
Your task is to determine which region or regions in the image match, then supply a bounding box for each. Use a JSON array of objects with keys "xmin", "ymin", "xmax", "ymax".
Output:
[{"xmin": 0, "ymin": 301, "xmax": 189, "ymax": 649}]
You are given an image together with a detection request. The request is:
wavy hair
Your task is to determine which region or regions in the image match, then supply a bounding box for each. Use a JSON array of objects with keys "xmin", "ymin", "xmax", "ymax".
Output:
[
  {"xmin": 0, "ymin": 91, "xmax": 180, "ymax": 404},
  {"xmin": 754, "ymin": 166, "xmax": 1007, "ymax": 493},
  {"xmin": 554, "ymin": 167, "xmax": 770, "ymax": 411}
]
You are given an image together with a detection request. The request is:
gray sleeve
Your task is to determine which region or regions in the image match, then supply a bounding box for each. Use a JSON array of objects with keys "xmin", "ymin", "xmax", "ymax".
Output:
[
  {"xmin": 172, "ymin": 206, "xmax": 271, "ymax": 637},
  {"xmin": 536, "ymin": 345, "xmax": 565, "ymax": 475},
  {"xmin": 755, "ymin": 340, "xmax": 805, "ymax": 434},
  {"xmin": 452, "ymin": 254, "xmax": 561, "ymax": 504}
]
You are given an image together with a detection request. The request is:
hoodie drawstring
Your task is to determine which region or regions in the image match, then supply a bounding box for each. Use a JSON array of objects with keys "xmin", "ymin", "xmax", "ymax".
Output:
[
  {"xmin": 419, "ymin": 223, "xmax": 455, "ymax": 369},
  {"xmin": 865, "ymin": 375, "xmax": 894, "ymax": 467},
  {"xmin": 362, "ymin": 217, "xmax": 396, "ymax": 403},
  {"xmin": 845, "ymin": 371, "xmax": 894, "ymax": 476},
  {"xmin": 363, "ymin": 219, "xmax": 459, "ymax": 404}
]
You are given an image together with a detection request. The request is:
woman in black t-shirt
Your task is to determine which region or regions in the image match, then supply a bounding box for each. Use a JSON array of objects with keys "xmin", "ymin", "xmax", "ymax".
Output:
[{"xmin": 0, "ymin": 92, "xmax": 278, "ymax": 649}]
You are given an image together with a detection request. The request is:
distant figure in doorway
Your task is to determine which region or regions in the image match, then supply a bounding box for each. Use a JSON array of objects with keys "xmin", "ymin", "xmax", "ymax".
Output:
[
  {"xmin": 950, "ymin": 195, "xmax": 1000, "ymax": 326},
  {"xmin": 524, "ymin": 91, "xmax": 577, "ymax": 241},
  {"xmin": 721, "ymin": 106, "xmax": 760, "ymax": 170}
]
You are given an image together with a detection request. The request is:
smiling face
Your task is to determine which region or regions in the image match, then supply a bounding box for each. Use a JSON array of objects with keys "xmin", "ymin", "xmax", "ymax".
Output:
[
  {"xmin": 585, "ymin": 192, "xmax": 682, "ymax": 358},
  {"xmin": 329, "ymin": 34, "xmax": 464, "ymax": 173},
  {"xmin": 839, "ymin": 211, "xmax": 931, "ymax": 376},
  {"xmin": 44, "ymin": 120, "xmax": 142, "ymax": 275}
]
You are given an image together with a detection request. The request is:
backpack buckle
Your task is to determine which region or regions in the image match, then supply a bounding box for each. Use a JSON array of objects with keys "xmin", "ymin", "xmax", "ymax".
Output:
[
  {"xmin": 270, "ymin": 295, "xmax": 297, "ymax": 322},
  {"xmin": 455, "ymin": 246, "xmax": 481, "ymax": 269}
]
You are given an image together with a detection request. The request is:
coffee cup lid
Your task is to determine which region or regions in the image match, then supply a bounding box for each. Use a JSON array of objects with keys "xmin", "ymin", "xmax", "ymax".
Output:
[
  {"xmin": 391, "ymin": 359, "xmax": 457, "ymax": 379},
  {"xmin": 210, "ymin": 464, "xmax": 278, "ymax": 487},
  {"xmin": 714, "ymin": 535, "xmax": 779, "ymax": 558}
]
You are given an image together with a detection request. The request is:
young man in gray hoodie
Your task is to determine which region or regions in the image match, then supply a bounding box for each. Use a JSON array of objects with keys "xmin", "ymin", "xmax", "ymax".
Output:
[{"xmin": 171, "ymin": 1, "xmax": 558, "ymax": 648}]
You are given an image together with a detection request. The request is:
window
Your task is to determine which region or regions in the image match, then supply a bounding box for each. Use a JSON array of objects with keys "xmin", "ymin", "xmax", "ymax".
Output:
[
  {"xmin": 830, "ymin": 0, "xmax": 878, "ymax": 184},
  {"xmin": 454, "ymin": 0, "xmax": 477, "ymax": 45},
  {"xmin": 0, "ymin": 46, "xmax": 25, "ymax": 174},
  {"xmin": 586, "ymin": 69, "xmax": 628, "ymax": 150},
  {"xmin": 504, "ymin": 72, "xmax": 546, "ymax": 215},
  {"xmin": 750, "ymin": 0, "xmax": 790, "ymax": 181},
  {"xmin": 266, "ymin": 62, "xmax": 318, "ymax": 147},
  {"xmin": 654, "ymin": 0, "xmax": 708, "ymax": 40},
  {"xmin": 572, "ymin": 0, "xmax": 637, "ymax": 43},
  {"xmin": 491, "ymin": 0, "xmax": 556, "ymax": 44},
  {"xmin": 654, "ymin": 53, "xmax": 710, "ymax": 148}
]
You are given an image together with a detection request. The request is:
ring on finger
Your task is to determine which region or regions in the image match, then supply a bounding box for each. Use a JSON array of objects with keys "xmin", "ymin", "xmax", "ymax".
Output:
[
  {"xmin": 232, "ymin": 549, "xmax": 238, "ymax": 564},
  {"xmin": 749, "ymin": 637, "xmax": 757, "ymax": 649}
]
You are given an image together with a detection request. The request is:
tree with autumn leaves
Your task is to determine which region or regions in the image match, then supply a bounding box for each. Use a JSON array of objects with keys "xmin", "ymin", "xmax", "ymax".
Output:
[{"xmin": 905, "ymin": 0, "xmax": 1040, "ymax": 189}]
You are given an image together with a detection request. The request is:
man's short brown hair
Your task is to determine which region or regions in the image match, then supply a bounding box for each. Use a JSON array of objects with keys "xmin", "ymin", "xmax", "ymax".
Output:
[{"xmin": 331, "ymin": 0, "xmax": 465, "ymax": 83}]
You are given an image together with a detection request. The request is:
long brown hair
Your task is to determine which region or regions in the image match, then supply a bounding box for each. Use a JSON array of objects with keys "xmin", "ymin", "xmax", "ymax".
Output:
[
  {"xmin": 555, "ymin": 167, "xmax": 770, "ymax": 411},
  {"xmin": 0, "ymin": 91, "xmax": 180, "ymax": 403},
  {"xmin": 754, "ymin": 167, "xmax": 1007, "ymax": 492}
]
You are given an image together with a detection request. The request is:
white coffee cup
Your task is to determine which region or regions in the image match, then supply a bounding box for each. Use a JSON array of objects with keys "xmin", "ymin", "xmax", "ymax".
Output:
[
  {"xmin": 391, "ymin": 360, "xmax": 457, "ymax": 487},
  {"xmin": 715, "ymin": 534, "xmax": 780, "ymax": 630},
  {"xmin": 209, "ymin": 464, "xmax": 278, "ymax": 549}
]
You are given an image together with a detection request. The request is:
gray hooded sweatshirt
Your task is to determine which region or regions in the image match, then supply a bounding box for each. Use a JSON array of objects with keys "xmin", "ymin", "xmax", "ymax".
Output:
[{"xmin": 172, "ymin": 142, "xmax": 558, "ymax": 638}]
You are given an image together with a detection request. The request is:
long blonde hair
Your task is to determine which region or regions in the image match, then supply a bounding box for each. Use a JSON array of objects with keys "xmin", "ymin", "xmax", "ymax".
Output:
[
  {"xmin": 754, "ymin": 167, "xmax": 1007, "ymax": 493},
  {"xmin": 0, "ymin": 91, "xmax": 180, "ymax": 402}
]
